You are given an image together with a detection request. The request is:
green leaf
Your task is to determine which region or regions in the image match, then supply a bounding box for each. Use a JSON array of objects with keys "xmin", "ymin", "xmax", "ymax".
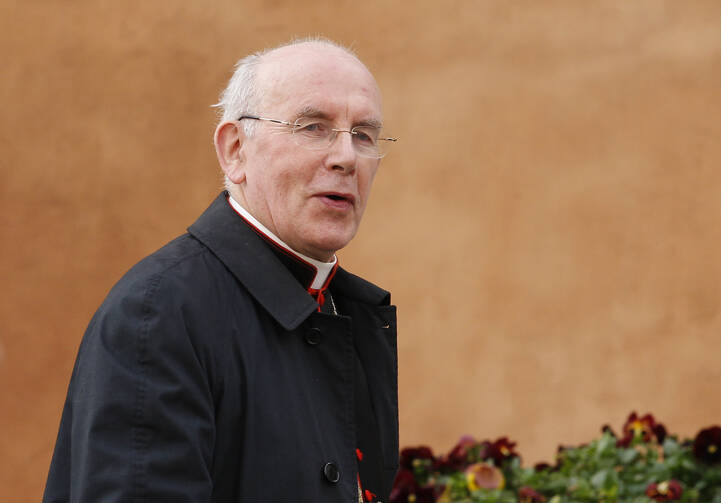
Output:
[
  {"xmin": 590, "ymin": 469, "xmax": 608, "ymax": 489},
  {"xmin": 619, "ymin": 448, "xmax": 639, "ymax": 464},
  {"xmin": 595, "ymin": 433, "xmax": 615, "ymax": 459},
  {"xmin": 591, "ymin": 468, "xmax": 620, "ymax": 491}
]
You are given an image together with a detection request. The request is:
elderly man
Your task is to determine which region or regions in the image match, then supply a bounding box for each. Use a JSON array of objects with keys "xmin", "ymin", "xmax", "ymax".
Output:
[{"xmin": 44, "ymin": 39, "xmax": 398, "ymax": 503}]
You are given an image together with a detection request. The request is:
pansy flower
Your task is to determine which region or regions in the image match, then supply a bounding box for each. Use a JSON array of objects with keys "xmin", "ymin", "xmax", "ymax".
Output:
[
  {"xmin": 645, "ymin": 479, "xmax": 683, "ymax": 501},
  {"xmin": 436, "ymin": 436, "xmax": 489, "ymax": 472},
  {"xmin": 464, "ymin": 462, "xmax": 505, "ymax": 491},
  {"xmin": 399, "ymin": 446, "xmax": 435, "ymax": 471},
  {"xmin": 518, "ymin": 486, "xmax": 547, "ymax": 502},
  {"xmin": 389, "ymin": 468, "xmax": 435, "ymax": 503},
  {"xmin": 487, "ymin": 437, "xmax": 519, "ymax": 466},
  {"xmin": 692, "ymin": 425, "xmax": 721, "ymax": 464},
  {"xmin": 617, "ymin": 411, "xmax": 666, "ymax": 446}
]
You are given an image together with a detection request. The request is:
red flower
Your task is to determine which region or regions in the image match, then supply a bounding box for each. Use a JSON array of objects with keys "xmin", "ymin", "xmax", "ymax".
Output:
[
  {"xmin": 645, "ymin": 480, "xmax": 683, "ymax": 501},
  {"xmin": 436, "ymin": 436, "xmax": 489, "ymax": 472},
  {"xmin": 533, "ymin": 461, "xmax": 557, "ymax": 472},
  {"xmin": 518, "ymin": 486, "xmax": 547, "ymax": 503},
  {"xmin": 617, "ymin": 412, "xmax": 666, "ymax": 446},
  {"xmin": 399, "ymin": 446, "xmax": 435, "ymax": 471},
  {"xmin": 389, "ymin": 468, "xmax": 435, "ymax": 503},
  {"xmin": 692, "ymin": 425, "xmax": 721, "ymax": 464},
  {"xmin": 487, "ymin": 437, "xmax": 519, "ymax": 466}
]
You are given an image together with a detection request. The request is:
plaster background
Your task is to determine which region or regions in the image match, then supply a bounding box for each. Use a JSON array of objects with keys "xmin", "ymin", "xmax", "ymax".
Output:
[{"xmin": 2, "ymin": 1, "xmax": 721, "ymax": 500}]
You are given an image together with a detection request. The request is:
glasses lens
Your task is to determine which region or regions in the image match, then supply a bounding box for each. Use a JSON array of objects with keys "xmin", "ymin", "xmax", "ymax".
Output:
[
  {"xmin": 290, "ymin": 119, "xmax": 395, "ymax": 158},
  {"xmin": 352, "ymin": 127, "xmax": 384, "ymax": 158},
  {"xmin": 291, "ymin": 119, "xmax": 332, "ymax": 148}
]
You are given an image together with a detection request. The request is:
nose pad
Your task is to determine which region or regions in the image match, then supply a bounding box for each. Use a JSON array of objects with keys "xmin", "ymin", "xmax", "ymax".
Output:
[{"xmin": 330, "ymin": 129, "xmax": 357, "ymax": 149}]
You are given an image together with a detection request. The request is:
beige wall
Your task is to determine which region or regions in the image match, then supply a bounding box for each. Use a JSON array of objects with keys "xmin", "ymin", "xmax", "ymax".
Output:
[{"xmin": 3, "ymin": 1, "xmax": 721, "ymax": 500}]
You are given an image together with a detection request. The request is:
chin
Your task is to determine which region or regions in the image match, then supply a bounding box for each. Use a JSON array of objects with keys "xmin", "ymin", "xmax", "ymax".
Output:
[{"xmin": 309, "ymin": 231, "xmax": 356, "ymax": 259}]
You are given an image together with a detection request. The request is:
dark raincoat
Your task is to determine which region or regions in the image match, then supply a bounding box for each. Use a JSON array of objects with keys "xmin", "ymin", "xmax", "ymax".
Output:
[{"xmin": 43, "ymin": 192, "xmax": 399, "ymax": 502}]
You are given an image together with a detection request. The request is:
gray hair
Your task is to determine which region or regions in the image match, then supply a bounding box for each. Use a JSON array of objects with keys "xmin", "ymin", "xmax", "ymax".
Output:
[
  {"xmin": 212, "ymin": 37, "xmax": 359, "ymax": 135},
  {"xmin": 212, "ymin": 51, "xmax": 262, "ymax": 137}
]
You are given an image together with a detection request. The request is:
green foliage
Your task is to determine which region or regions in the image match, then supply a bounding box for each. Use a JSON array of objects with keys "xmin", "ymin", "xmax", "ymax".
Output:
[{"xmin": 392, "ymin": 414, "xmax": 721, "ymax": 503}]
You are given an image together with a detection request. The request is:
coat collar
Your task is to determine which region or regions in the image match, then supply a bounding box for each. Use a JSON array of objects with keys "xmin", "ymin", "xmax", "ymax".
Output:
[{"xmin": 187, "ymin": 192, "xmax": 391, "ymax": 330}]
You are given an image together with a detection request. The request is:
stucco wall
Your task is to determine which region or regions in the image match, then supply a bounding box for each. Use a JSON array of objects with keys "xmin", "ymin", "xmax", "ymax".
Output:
[{"xmin": 2, "ymin": 1, "xmax": 721, "ymax": 500}]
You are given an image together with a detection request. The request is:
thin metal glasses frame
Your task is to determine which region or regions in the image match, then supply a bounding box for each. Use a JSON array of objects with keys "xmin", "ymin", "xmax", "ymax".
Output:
[{"xmin": 237, "ymin": 115, "xmax": 397, "ymax": 158}]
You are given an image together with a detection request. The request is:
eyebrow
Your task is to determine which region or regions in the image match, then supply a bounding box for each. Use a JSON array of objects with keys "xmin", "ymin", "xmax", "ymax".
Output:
[{"xmin": 293, "ymin": 106, "xmax": 383, "ymax": 129}]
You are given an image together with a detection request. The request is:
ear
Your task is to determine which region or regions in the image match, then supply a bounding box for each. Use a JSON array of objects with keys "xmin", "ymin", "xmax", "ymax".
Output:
[{"xmin": 214, "ymin": 121, "xmax": 246, "ymax": 184}]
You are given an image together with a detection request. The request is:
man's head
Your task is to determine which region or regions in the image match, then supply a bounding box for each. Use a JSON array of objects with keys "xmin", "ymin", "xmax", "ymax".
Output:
[{"xmin": 214, "ymin": 38, "xmax": 385, "ymax": 262}]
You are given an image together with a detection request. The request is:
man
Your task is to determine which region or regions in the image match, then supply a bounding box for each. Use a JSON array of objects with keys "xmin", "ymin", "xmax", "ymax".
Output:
[{"xmin": 44, "ymin": 38, "xmax": 399, "ymax": 503}]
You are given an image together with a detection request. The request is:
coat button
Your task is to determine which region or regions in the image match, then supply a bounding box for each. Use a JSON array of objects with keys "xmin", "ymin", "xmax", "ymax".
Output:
[
  {"xmin": 322, "ymin": 462, "xmax": 340, "ymax": 483},
  {"xmin": 305, "ymin": 327, "xmax": 322, "ymax": 345}
]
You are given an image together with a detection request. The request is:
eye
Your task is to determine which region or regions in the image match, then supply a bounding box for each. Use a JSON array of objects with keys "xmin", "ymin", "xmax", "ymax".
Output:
[
  {"xmin": 352, "ymin": 127, "xmax": 379, "ymax": 145},
  {"xmin": 295, "ymin": 121, "xmax": 330, "ymax": 137}
]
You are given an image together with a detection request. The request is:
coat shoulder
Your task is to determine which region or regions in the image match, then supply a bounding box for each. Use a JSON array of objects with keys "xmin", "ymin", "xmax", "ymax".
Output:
[
  {"xmin": 106, "ymin": 232, "xmax": 233, "ymax": 306},
  {"xmin": 333, "ymin": 267, "xmax": 392, "ymax": 307},
  {"xmin": 89, "ymin": 232, "xmax": 252, "ymax": 354}
]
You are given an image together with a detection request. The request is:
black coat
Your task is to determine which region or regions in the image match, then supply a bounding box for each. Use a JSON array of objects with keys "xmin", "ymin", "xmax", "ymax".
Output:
[{"xmin": 44, "ymin": 193, "xmax": 399, "ymax": 503}]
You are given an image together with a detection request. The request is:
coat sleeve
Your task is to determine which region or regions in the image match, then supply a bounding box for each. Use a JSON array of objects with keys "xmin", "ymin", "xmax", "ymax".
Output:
[{"xmin": 43, "ymin": 270, "xmax": 215, "ymax": 503}]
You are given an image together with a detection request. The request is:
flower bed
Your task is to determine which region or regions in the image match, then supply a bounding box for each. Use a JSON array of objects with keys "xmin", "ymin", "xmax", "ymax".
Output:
[{"xmin": 391, "ymin": 412, "xmax": 721, "ymax": 503}]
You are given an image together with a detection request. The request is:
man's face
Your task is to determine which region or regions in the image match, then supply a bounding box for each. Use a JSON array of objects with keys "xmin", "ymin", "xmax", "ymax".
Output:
[{"xmin": 235, "ymin": 45, "xmax": 383, "ymax": 261}]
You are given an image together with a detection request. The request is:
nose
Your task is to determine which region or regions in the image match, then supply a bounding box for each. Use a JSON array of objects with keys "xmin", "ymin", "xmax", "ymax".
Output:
[{"xmin": 327, "ymin": 130, "xmax": 357, "ymax": 174}]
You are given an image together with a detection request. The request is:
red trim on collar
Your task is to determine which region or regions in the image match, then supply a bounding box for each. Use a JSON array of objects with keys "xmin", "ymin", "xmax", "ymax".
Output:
[
  {"xmin": 226, "ymin": 197, "xmax": 337, "ymax": 310},
  {"xmin": 226, "ymin": 198, "xmax": 318, "ymax": 277}
]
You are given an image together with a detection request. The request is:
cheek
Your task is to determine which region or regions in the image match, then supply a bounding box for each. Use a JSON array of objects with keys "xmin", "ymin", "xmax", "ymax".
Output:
[
  {"xmin": 358, "ymin": 165, "xmax": 379, "ymax": 203},
  {"xmin": 249, "ymin": 156, "xmax": 301, "ymax": 198}
]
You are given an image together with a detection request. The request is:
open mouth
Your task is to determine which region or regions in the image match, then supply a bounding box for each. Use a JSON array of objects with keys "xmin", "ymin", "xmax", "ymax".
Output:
[{"xmin": 318, "ymin": 192, "xmax": 354, "ymax": 208}]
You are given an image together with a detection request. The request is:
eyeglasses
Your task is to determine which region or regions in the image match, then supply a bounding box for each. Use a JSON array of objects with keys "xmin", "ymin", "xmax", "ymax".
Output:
[{"xmin": 238, "ymin": 115, "xmax": 397, "ymax": 159}]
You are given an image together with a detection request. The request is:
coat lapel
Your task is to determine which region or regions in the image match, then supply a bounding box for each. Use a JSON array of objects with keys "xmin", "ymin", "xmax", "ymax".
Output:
[{"xmin": 187, "ymin": 192, "xmax": 318, "ymax": 331}]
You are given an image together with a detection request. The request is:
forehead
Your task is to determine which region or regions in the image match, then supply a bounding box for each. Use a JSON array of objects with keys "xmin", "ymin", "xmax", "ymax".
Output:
[{"xmin": 257, "ymin": 44, "xmax": 382, "ymax": 123}]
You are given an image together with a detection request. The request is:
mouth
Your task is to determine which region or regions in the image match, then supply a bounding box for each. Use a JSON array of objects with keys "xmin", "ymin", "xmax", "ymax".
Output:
[{"xmin": 316, "ymin": 192, "xmax": 355, "ymax": 210}]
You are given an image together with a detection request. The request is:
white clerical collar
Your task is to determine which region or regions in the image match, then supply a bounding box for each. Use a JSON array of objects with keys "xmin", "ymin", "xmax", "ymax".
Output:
[{"xmin": 227, "ymin": 194, "xmax": 337, "ymax": 290}]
